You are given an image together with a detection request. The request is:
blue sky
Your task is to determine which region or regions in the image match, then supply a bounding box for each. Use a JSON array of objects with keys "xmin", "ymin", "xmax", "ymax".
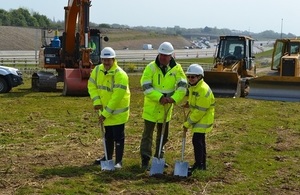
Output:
[{"xmin": 2, "ymin": 0, "xmax": 300, "ymax": 36}]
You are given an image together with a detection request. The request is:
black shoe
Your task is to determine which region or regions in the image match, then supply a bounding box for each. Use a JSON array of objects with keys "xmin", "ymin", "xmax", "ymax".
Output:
[
  {"xmin": 164, "ymin": 162, "xmax": 169, "ymax": 168},
  {"xmin": 188, "ymin": 163, "xmax": 206, "ymax": 172},
  {"xmin": 94, "ymin": 156, "xmax": 106, "ymax": 165}
]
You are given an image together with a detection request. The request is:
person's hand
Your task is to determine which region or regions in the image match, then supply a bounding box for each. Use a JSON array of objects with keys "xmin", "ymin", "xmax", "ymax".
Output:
[
  {"xmin": 99, "ymin": 115, "xmax": 106, "ymax": 123},
  {"xmin": 159, "ymin": 96, "xmax": 169, "ymax": 105},
  {"xmin": 182, "ymin": 102, "xmax": 189, "ymax": 108},
  {"xmin": 94, "ymin": 105, "xmax": 103, "ymax": 111},
  {"xmin": 166, "ymin": 97, "xmax": 175, "ymax": 104},
  {"xmin": 183, "ymin": 126, "xmax": 188, "ymax": 132}
]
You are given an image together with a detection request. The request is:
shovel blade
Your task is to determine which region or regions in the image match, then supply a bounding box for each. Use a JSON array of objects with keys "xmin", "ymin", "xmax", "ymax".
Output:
[
  {"xmin": 174, "ymin": 161, "xmax": 189, "ymax": 177},
  {"xmin": 100, "ymin": 160, "xmax": 115, "ymax": 171},
  {"xmin": 149, "ymin": 157, "xmax": 165, "ymax": 176}
]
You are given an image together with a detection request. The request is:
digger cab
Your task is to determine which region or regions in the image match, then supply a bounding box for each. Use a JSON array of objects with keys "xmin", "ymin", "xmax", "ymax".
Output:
[
  {"xmin": 215, "ymin": 36, "xmax": 255, "ymax": 71},
  {"xmin": 205, "ymin": 36, "xmax": 256, "ymax": 98}
]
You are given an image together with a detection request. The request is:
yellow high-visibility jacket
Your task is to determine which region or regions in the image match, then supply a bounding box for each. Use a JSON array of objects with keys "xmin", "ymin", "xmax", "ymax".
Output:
[
  {"xmin": 184, "ymin": 79, "xmax": 215, "ymax": 133},
  {"xmin": 141, "ymin": 57, "xmax": 187, "ymax": 123},
  {"xmin": 88, "ymin": 61, "xmax": 130, "ymax": 125},
  {"xmin": 88, "ymin": 41, "xmax": 96, "ymax": 51}
]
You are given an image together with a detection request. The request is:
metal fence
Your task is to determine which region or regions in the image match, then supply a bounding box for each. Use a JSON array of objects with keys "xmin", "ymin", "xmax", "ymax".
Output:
[
  {"xmin": 0, "ymin": 57, "xmax": 38, "ymax": 66},
  {"xmin": 0, "ymin": 50, "xmax": 214, "ymax": 75}
]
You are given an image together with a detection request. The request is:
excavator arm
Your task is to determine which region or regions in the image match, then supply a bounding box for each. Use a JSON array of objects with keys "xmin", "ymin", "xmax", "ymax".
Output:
[
  {"xmin": 33, "ymin": 0, "xmax": 105, "ymax": 96},
  {"xmin": 63, "ymin": 0, "xmax": 92, "ymax": 68}
]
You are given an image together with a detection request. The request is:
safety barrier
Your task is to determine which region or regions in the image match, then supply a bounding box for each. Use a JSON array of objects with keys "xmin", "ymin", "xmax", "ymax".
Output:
[
  {"xmin": 0, "ymin": 57, "xmax": 39, "ymax": 67},
  {"xmin": 0, "ymin": 50, "xmax": 213, "ymax": 75}
]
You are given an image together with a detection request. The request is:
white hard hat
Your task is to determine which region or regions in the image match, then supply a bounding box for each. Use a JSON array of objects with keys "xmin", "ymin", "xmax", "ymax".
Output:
[
  {"xmin": 100, "ymin": 47, "xmax": 116, "ymax": 58},
  {"xmin": 158, "ymin": 42, "xmax": 174, "ymax": 55},
  {"xmin": 186, "ymin": 64, "xmax": 204, "ymax": 77}
]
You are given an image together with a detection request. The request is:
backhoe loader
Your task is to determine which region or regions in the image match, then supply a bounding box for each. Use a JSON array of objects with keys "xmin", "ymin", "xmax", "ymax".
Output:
[
  {"xmin": 204, "ymin": 36, "xmax": 256, "ymax": 98},
  {"xmin": 247, "ymin": 39, "xmax": 300, "ymax": 101}
]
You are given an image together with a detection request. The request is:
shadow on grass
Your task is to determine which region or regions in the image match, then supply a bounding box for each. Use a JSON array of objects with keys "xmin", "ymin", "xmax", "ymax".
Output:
[
  {"xmin": 37, "ymin": 163, "xmax": 195, "ymax": 184},
  {"xmin": 1, "ymin": 88, "xmax": 64, "ymax": 98}
]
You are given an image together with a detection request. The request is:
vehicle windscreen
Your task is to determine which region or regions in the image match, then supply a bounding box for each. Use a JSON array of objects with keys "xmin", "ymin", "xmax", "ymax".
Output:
[{"xmin": 218, "ymin": 39, "xmax": 245, "ymax": 59}]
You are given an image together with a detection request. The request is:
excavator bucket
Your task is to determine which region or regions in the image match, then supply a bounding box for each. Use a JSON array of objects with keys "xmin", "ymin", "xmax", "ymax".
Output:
[
  {"xmin": 247, "ymin": 76, "xmax": 300, "ymax": 102},
  {"xmin": 204, "ymin": 71, "xmax": 240, "ymax": 98},
  {"xmin": 63, "ymin": 68, "xmax": 90, "ymax": 96}
]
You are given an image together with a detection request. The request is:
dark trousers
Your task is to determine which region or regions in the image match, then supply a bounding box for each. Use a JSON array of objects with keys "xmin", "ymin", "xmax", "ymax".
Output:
[
  {"xmin": 104, "ymin": 124, "xmax": 125, "ymax": 164},
  {"xmin": 140, "ymin": 120, "xmax": 169, "ymax": 161},
  {"xmin": 192, "ymin": 133, "xmax": 206, "ymax": 167}
]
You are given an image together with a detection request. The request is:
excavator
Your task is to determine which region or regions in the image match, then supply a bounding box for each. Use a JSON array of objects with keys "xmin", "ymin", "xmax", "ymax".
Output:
[
  {"xmin": 204, "ymin": 35, "xmax": 256, "ymax": 97},
  {"xmin": 32, "ymin": 0, "xmax": 107, "ymax": 96},
  {"xmin": 247, "ymin": 39, "xmax": 300, "ymax": 101}
]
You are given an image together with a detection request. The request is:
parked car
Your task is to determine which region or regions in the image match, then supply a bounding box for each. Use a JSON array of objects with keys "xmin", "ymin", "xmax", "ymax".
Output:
[{"xmin": 0, "ymin": 65, "xmax": 23, "ymax": 93}]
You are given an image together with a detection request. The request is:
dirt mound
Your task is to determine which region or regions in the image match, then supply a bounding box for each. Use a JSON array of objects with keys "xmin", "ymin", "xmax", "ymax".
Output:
[
  {"xmin": 0, "ymin": 26, "xmax": 40, "ymax": 50},
  {"xmin": 0, "ymin": 26, "xmax": 191, "ymax": 50}
]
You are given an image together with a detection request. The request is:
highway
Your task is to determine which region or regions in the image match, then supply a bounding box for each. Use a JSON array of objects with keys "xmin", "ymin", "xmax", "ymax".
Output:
[
  {"xmin": 0, "ymin": 49, "xmax": 215, "ymax": 61},
  {"xmin": 0, "ymin": 41, "xmax": 272, "ymax": 61}
]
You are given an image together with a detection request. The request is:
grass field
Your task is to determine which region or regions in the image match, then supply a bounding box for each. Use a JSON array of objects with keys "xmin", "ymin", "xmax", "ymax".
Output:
[{"xmin": 0, "ymin": 74, "xmax": 299, "ymax": 195}]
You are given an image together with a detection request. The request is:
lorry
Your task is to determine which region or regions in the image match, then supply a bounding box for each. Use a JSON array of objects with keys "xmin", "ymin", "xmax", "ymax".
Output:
[
  {"xmin": 0, "ymin": 65, "xmax": 23, "ymax": 93},
  {"xmin": 204, "ymin": 35, "xmax": 256, "ymax": 97},
  {"xmin": 32, "ymin": 0, "xmax": 107, "ymax": 96},
  {"xmin": 247, "ymin": 39, "xmax": 300, "ymax": 101}
]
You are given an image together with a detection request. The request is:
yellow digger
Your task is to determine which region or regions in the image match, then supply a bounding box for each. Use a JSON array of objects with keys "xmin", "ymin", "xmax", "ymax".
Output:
[
  {"xmin": 204, "ymin": 36, "xmax": 256, "ymax": 97},
  {"xmin": 247, "ymin": 39, "xmax": 300, "ymax": 101}
]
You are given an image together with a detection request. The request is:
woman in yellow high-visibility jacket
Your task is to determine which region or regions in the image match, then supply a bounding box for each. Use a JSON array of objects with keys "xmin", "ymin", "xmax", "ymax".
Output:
[
  {"xmin": 183, "ymin": 64, "xmax": 215, "ymax": 176},
  {"xmin": 88, "ymin": 47, "xmax": 130, "ymax": 169},
  {"xmin": 140, "ymin": 42, "xmax": 187, "ymax": 169}
]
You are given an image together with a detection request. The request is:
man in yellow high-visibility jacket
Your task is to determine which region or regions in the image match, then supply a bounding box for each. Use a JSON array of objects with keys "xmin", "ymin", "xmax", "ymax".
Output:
[
  {"xmin": 88, "ymin": 47, "xmax": 130, "ymax": 169},
  {"xmin": 140, "ymin": 42, "xmax": 187, "ymax": 169},
  {"xmin": 183, "ymin": 64, "xmax": 215, "ymax": 176}
]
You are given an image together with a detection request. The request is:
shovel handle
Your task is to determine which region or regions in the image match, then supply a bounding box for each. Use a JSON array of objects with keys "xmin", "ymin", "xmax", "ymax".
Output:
[
  {"xmin": 100, "ymin": 122, "xmax": 109, "ymax": 161},
  {"xmin": 181, "ymin": 130, "xmax": 187, "ymax": 161},
  {"xmin": 158, "ymin": 104, "xmax": 172, "ymax": 158},
  {"xmin": 182, "ymin": 129, "xmax": 187, "ymax": 138}
]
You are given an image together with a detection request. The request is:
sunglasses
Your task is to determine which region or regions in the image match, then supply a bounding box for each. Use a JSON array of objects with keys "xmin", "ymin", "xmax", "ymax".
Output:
[{"xmin": 187, "ymin": 75, "xmax": 197, "ymax": 79}]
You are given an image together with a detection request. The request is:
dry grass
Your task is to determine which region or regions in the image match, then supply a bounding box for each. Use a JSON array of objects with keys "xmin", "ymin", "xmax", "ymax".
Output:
[
  {"xmin": 0, "ymin": 26, "xmax": 191, "ymax": 51},
  {"xmin": 0, "ymin": 74, "xmax": 299, "ymax": 194}
]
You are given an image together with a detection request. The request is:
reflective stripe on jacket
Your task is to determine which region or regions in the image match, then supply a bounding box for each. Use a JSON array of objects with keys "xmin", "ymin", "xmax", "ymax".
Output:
[
  {"xmin": 183, "ymin": 79, "xmax": 215, "ymax": 133},
  {"xmin": 141, "ymin": 57, "xmax": 187, "ymax": 123},
  {"xmin": 88, "ymin": 61, "xmax": 130, "ymax": 125}
]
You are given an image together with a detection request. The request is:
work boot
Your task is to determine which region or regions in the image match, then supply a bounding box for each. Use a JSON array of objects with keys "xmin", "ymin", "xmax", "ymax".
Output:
[
  {"xmin": 141, "ymin": 156, "xmax": 150, "ymax": 170},
  {"xmin": 188, "ymin": 163, "xmax": 206, "ymax": 176},
  {"xmin": 189, "ymin": 163, "xmax": 206, "ymax": 171},
  {"xmin": 115, "ymin": 140, "xmax": 124, "ymax": 165}
]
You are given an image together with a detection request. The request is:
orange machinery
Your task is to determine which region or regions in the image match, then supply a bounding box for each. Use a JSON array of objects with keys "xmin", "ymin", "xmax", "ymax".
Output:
[{"xmin": 32, "ymin": 0, "xmax": 107, "ymax": 96}]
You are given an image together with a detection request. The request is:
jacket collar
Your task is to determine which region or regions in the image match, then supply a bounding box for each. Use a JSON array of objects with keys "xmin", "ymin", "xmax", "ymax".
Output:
[
  {"xmin": 155, "ymin": 55, "xmax": 176, "ymax": 69},
  {"xmin": 100, "ymin": 60, "xmax": 118, "ymax": 75}
]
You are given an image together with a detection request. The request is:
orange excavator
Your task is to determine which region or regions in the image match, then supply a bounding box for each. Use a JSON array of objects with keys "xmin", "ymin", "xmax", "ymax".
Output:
[{"xmin": 32, "ymin": 0, "xmax": 107, "ymax": 96}]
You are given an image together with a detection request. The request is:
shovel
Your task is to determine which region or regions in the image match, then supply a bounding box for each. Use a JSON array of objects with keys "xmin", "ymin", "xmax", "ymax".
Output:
[
  {"xmin": 99, "ymin": 122, "xmax": 115, "ymax": 171},
  {"xmin": 174, "ymin": 130, "xmax": 189, "ymax": 177},
  {"xmin": 150, "ymin": 104, "xmax": 172, "ymax": 176}
]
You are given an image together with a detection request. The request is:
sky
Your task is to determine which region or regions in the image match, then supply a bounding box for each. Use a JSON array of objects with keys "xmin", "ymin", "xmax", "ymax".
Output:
[{"xmin": 2, "ymin": 0, "xmax": 300, "ymax": 36}]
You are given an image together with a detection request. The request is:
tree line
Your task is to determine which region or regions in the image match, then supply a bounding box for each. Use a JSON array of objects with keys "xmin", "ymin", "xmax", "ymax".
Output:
[{"xmin": 0, "ymin": 8, "xmax": 297, "ymax": 40}]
